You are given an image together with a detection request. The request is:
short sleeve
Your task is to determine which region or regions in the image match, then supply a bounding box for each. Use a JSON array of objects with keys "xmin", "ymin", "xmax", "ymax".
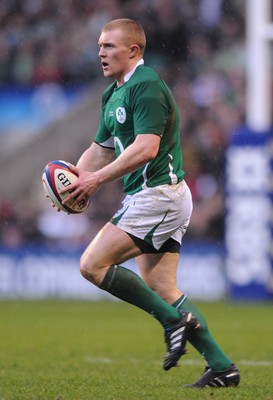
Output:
[
  {"xmin": 94, "ymin": 108, "xmax": 115, "ymax": 149},
  {"xmin": 132, "ymin": 81, "xmax": 170, "ymax": 136}
]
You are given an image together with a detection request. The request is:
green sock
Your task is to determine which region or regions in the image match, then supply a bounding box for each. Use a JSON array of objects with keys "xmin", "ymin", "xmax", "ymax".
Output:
[
  {"xmin": 173, "ymin": 295, "xmax": 232, "ymax": 371},
  {"xmin": 100, "ymin": 265, "xmax": 181, "ymax": 329}
]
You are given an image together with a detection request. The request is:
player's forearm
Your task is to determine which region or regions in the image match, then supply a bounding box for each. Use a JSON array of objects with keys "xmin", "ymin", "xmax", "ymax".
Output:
[
  {"xmin": 94, "ymin": 134, "xmax": 160, "ymax": 185},
  {"xmin": 94, "ymin": 151, "xmax": 145, "ymax": 184},
  {"xmin": 76, "ymin": 142, "xmax": 115, "ymax": 172}
]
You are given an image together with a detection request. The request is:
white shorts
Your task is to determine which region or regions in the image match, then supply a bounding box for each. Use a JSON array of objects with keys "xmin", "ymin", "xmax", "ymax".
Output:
[{"xmin": 111, "ymin": 180, "xmax": 193, "ymax": 250}]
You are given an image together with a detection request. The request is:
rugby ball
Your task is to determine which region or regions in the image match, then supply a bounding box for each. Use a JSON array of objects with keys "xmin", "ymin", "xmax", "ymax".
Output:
[{"xmin": 42, "ymin": 160, "xmax": 89, "ymax": 214}]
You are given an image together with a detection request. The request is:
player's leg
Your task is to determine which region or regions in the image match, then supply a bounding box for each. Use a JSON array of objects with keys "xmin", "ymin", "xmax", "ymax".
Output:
[
  {"xmin": 80, "ymin": 221, "xmax": 182, "ymax": 328},
  {"xmin": 136, "ymin": 251, "xmax": 200, "ymax": 371},
  {"xmin": 136, "ymin": 251, "xmax": 182, "ymax": 304},
  {"xmin": 80, "ymin": 222, "xmax": 198, "ymax": 370},
  {"xmin": 172, "ymin": 295, "xmax": 233, "ymax": 371},
  {"xmin": 173, "ymin": 294, "xmax": 240, "ymax": 386},
  {"xmin": 137, "ymin": 252, "xmax": 239, "ymax": 385}
]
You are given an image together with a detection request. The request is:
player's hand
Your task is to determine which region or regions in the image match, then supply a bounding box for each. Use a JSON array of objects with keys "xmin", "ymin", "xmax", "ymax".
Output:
[{"xmin": 60, "ymin": 167, "xmax": 101, "ymax": 208}]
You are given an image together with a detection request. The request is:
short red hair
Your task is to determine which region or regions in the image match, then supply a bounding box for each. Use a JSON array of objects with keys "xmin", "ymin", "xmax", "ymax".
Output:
[{"xmin": 102, "ymin": 18, "xmax": 146, "ymax": 56}]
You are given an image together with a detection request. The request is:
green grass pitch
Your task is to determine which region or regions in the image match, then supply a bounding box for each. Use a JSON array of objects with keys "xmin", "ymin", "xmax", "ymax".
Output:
[{"xmin": 0, "ymin": 300, "xmax": 272, "ymax": 400}]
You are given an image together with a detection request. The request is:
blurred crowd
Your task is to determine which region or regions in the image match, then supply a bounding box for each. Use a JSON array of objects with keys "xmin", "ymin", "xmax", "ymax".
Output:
[{"xmin": 0, "ymin": 0, "xmax": 246, "ymax": 249}]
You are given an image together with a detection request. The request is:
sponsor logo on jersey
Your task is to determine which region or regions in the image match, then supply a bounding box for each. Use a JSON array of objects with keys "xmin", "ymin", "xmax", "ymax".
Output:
[{"xmin": 116, "ymin": 107, "xmax": 126, "ymax": 124}]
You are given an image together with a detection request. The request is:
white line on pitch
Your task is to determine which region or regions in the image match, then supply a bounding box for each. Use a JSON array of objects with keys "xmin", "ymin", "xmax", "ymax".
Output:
[{"xmin": 83, "ymin": 356, "xmax": 273, "ymax": 367}]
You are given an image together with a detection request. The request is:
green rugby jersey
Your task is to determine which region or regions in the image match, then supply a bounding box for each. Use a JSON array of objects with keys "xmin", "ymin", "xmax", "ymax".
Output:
[{"xmin": 94, "ymin": 64, "xmax": 184, "ymax": 194}]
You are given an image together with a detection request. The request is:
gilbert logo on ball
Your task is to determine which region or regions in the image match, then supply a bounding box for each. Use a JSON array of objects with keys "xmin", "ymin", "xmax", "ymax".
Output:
[{"xmin": 42, "ymin": 160, "xmax": 89, "ymax": 214}]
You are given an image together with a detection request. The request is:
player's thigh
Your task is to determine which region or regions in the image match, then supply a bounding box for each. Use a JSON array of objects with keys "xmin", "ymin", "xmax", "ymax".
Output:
[
  {"xmin": 81, "ymin": 222, "xmax": 141, "ymax": 272},
  {"xmin": 136, "ymin": 252, "xmax": 181, "ymax": 302}
]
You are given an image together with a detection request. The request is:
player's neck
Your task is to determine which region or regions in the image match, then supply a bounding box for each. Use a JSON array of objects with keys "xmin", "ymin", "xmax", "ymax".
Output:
[{"xmin": 117, "ymin": 59, "xmax": 144, "ymax": 87}]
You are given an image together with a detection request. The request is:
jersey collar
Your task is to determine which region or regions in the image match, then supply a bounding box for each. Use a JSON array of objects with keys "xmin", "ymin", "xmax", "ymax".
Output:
[{"xmin": 124, "ymin": 59, "xmax": 144, "ymax": 83}]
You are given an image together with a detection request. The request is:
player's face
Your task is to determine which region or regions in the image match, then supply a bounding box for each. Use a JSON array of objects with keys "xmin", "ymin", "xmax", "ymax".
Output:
[{"xmin": 98, "ymin": 29, "xmax": 133, "ymax": 86}]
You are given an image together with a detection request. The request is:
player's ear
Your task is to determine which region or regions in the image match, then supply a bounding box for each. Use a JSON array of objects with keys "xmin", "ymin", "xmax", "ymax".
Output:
[{"xmin": 129, "ymin": 44, "xmax": 139, "ymax": 58}]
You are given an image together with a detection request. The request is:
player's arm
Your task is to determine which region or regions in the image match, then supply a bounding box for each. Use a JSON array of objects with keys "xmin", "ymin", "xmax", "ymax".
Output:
[
  {"xmin": 62, "ymin": 133, "xmax": 160, "ymax": 206},
  {"xmin": 76, "ymin": 142, "xmax": 116, "ymax": 172},
  {"xmin": 94, "ymin": 133, "xmax": 160, "ymax": 183}
]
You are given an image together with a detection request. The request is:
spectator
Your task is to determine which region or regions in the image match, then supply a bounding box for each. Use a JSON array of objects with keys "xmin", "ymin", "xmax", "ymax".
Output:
[{"xmin": 0, "ymin": 0, "xmax": 246, "ymax": 248}]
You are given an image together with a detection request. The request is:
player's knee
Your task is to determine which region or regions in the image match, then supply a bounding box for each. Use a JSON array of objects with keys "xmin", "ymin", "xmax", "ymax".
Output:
[
  {"xmin": 80, "ymin": 253, "xmax": 96, "ymax": 282},
  {"xmin": 80, "ymin": 252, "xmax": 107, "ymax": 286}
]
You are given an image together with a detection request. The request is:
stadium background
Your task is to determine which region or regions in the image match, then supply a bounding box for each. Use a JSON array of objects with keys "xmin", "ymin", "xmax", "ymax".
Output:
[{"xmin": 0, "ymin": 0, "xmax": 272, "ymax": 301}]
